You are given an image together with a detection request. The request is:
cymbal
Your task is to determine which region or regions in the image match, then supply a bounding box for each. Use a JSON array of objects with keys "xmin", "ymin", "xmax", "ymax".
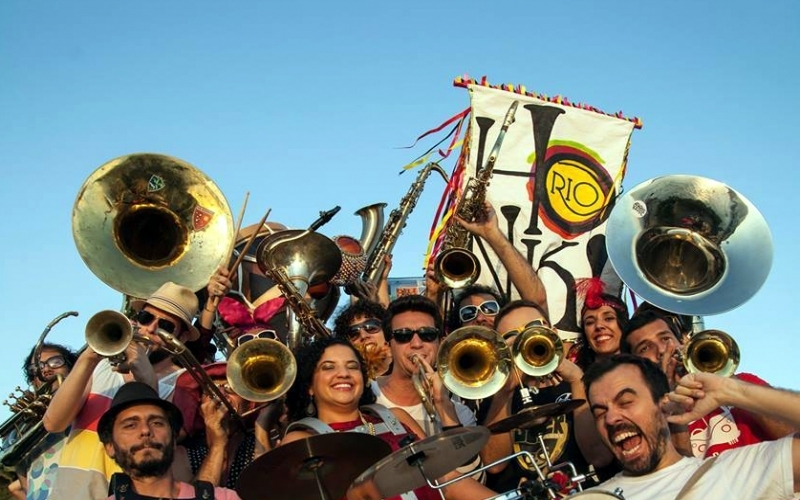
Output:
[
  {"xmin": 351, "ymin": 426, "xmax": 490, "ymax": 498},
  {"xmin": 488, "ymin": 399, "xmax": 585, "ymax": 434},
  {"xmin": 237, "ymin": 432, "xmax": 391, "ymax": 500}
]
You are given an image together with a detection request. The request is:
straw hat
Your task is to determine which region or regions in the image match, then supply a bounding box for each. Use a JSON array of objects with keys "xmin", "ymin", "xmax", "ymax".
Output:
[{"xmin": 131, "ymin": 282, "xmax": 200, "ymax": 341}]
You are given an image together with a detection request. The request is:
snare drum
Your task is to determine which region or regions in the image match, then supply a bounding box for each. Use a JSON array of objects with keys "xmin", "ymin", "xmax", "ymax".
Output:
[{"xmin": 566, "ymin": 490, "xmax": 625, "ymax": 499}]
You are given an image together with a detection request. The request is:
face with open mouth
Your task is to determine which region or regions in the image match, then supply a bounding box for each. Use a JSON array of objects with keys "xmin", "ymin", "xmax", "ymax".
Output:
[
  {"xmin": 589, "ymin": 364, "xmax": 672, "ymax": 476},
  {"xmin": 582, "ymin": 305, "xmax": 622, "ymax": 357}
]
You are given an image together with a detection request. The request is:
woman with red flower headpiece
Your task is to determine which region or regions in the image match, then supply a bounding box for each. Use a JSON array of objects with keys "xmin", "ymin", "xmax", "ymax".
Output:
[{"xmin": 572, "ymin": 277, "xmax": 630, "ymax": 371}]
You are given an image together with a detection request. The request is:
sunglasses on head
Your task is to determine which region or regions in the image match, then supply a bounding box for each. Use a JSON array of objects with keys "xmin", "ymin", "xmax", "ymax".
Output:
[
  {"xmin": 502, "ymin": 319, "xmax": 550, "ymax": 340},
  {"xmin": 458, "ymin": 300, "xmax": 500, "ymax": 323},
  {"xmin": 35, "ymin": 355, "xmax": 66, "ymax": 371},
  {"xmin": 391, "ymin": 327, "xmax": 440, "ymax": 344},
  {"xmin": 135, "ymin": 310, "xmax": 178, "ymax": 334},
  {"xmin": 347, "ymin": 319, "xmax": 382, "ymax": 339},
  {"xmin": 236, "ymin": 329, "xmax": 277, "ymax": 347}
]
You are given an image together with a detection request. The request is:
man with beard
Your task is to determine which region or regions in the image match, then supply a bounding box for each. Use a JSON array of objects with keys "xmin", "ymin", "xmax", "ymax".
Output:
[
  {"xmin": 583, "ymin": 354, "xmax": 800, "ymax": 499},
  {"xmin": 99, "ymin": 381, "xmax": 241, "ymax": 499},
  {"xmin": 43, "ymin": 282, "xmax": 202, "ymax": 500}
]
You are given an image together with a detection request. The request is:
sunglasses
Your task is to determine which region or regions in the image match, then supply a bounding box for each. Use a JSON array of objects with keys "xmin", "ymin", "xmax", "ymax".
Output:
[
  {"xmin": 501, "ymin": 319, "xmax": 550, "ymax": 340},
  {"xmin": 391, "ymin": 327, "xmax": 440, "ymax": 344},
  {"xmin": 458, "ymin": 300, "xmax": 500, "ymax": 323},
  {"xmin": 35, "ymin": 355, "xmax": 66, "ymax": 371},
  {"xmin": 347, "ymin": 319, "xmax": 382, "ymax": 339},
  {"xmin": 135, "ymin": 310, "xmax": 178, "ymax": 334},
  {"xmin": 237, "ymin": 330, "xmax": 277, "ymax": 347}
]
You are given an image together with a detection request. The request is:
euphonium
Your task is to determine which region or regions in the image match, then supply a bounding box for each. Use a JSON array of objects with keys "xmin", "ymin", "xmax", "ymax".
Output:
[
  {"xmin": 226, "ymin": 338, "xmax": 297, "ymax": 403},
  {"xmin": 434, "ymin": 101, "xmax": 519, "ymax": 289},
  {"xmin": 362, "ymin": 162, "xmax": 449, "ymax": 285},
  {"xmin": 512, "ymin": 322, "xmax": 564, "ymax": 378},
  {"xmin": 437, "ymin": 325, "xmax": 513, "ymax": 400}
]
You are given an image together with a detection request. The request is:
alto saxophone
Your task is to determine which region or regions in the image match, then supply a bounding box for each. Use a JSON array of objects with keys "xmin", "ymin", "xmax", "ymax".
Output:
[
  {"xmin": 434, "ymin": 100, "xmax": 519, "ymax": 288},
  {"xmin": 362, "ymin": 162, "xmax": 449, "ymax": 285}
]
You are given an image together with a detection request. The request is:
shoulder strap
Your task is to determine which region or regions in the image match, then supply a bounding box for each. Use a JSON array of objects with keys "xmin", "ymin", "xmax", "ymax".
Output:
[
  {"xmin": 362, "ymin": 404, "xmax": 406, "ymax": 435},
  {"xmin": 674, "ymin": 456, "xmax": 718, "ymax": 500},
  {"xmin": 285, "ymin": 417, "xmax": 335, "ymax": 435},
  {"xmin": 193, "ymin": 480, "xmax": 215, "ymax": 500},
  {"xmin": 109, "ymin": 473, "xmax": 134, "ymax": 500}
]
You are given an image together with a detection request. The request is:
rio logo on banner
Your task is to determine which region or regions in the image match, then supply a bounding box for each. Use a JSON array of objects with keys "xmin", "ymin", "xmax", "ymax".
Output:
[{"xmin": 459, "ymin": 82, "xmax": 640, "ymax": 340}]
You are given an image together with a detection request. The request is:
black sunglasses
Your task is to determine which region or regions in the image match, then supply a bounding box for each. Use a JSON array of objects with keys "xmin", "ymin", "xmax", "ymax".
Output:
[
  {"xmin": 135, "ymin": 310, "xmax": 178, "ymax": 334},
  {"xmin": 391, "ymin": 327, "xmax": 440, "ymax": 344},
  {"xmin": 347, "ymin": 319, "xmax": 382, "ymax": 339},
  {"xmin": 458, "ymin": 300, "xmax": 500, "ymax": 323},
  {"xmin": 237, "ymin": 330, "xmax": 277, "ymax": 347}
]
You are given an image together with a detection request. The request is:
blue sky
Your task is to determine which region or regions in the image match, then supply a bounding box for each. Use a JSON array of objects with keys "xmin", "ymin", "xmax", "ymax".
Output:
[{"xmin": 1, "ymin": 1, "xmax": 798, "ymax": 418}]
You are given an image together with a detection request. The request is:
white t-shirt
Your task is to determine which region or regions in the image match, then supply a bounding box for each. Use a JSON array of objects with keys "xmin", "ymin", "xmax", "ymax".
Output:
[
  {"xmin": 370, "ymin": 380, "xmax": 476, "ymax": 437},
  {"xmin": 590, "ymin": 436, "xmax": 795, "ymax": 499}
]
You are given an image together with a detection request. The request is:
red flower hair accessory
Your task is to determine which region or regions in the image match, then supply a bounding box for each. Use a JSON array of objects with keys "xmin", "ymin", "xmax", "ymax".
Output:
[{"xmin": 575, "ymin": 277, "xmax": 626, "ymax": 316}]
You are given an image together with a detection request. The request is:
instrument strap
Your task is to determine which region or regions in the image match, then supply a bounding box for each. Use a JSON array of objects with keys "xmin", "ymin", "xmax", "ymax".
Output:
[
  {"xmin": 674, "ymin": 456, "xmax": 718, "ymax": 500},
  {"xmin": 285, "ymin": 405, "xmax": 406, "ymax": 436},
  {"xmin": 109, "ymin": 473, "xmax": 215, "ymax": 500}
]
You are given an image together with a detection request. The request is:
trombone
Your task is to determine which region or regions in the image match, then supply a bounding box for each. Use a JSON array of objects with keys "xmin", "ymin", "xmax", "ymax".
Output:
[{"xmin": 85, "ymin": 310, "xmax": 243, "ymax": 422}]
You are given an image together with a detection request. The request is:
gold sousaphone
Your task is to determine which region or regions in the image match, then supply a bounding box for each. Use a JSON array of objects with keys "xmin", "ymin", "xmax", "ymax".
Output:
[{"xmin": 72, "ymin": 153, "xmax": 235, "ymax": 299}]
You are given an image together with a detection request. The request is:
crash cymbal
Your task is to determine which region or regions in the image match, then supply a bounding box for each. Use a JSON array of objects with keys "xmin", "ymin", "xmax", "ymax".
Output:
[
  {"xmin": 488, "ymin": 399, "xmax": 585, "ymax": 434},
  {"xmin": 237, "ymin": 432, "xmax": 391, "ymax": 500},
  {"xmin": 351, "ymin": 426, "xmax": 490, "ymax": 499}
]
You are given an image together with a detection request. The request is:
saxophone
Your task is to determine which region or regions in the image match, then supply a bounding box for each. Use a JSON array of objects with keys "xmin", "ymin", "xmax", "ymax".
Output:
[
  {"xmin": 434, "ymin": 100, "xmax": 519, "ymax": 288},
  {"xmin": 361, "ymin": 162, "xmax": 449, "ymax": 285}
]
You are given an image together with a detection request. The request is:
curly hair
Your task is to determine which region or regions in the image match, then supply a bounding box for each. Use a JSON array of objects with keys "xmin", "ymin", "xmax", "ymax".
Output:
[
  {"xmin": 583, "ymin": 353, "xmax": 670, "ymax": 404},
  {"xmin": 382, "ymin": 295, "xmax": 443, "ymax": 341},
  {"xmin": 285, "ymin": 336, "xmax": 377, "ymax": 423},
  {"xmin": 332, "ymin": 300, "xmax": 387, "ymax": 338},
  {"xmin": 23, "ymin": 342, "xmax": 78, "ymax": 385},
  {"xmin": 447, "ymin": 284, "xmax": 506, "ymax": 331}
]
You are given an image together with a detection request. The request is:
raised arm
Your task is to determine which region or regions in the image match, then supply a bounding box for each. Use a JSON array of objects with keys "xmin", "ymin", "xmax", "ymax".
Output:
[
  {"xmin": 455, "ymin": 202, "xmax": 548, "ymax": 315},
  {"xmin": 42, "ymin": 348, "xmax": 101, "ymax": 432}
]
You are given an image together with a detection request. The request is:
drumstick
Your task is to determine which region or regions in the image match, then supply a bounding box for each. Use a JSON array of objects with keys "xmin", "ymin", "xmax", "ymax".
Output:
[
  {"xmin": 227, "ymin": 207, "xmax": 272, "ymax": 279},
  {"xmin": 227, "ymin": 192, "xmax": 250, "ymax": 267}
]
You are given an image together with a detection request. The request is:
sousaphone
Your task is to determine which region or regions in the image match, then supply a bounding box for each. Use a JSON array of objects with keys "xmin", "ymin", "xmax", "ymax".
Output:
[
  {"xmin": 73, "ymin": 153, "xmax": 235, "ymax": 299},
  {"xmin": 605, "ymin": 175, "xmax": 772, "ymax": 316}
]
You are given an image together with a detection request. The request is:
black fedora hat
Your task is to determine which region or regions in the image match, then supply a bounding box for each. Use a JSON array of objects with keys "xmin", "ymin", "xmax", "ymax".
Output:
[{"xmin": 98, "ymin": 381, "xmax": 184, "ymax": 442}]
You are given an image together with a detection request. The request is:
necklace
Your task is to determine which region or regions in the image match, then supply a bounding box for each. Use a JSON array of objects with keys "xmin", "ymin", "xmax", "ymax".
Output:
[{"xmin": 358, "ymin": 411, "xmax": 376, "ymax": 436}]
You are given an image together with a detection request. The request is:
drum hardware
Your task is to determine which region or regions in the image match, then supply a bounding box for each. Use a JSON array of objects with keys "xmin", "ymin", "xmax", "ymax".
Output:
[
  {"xmin": 351, "ymin": 426, "xmax": 490, "ymax": 499},
  {"xmin": 487, "ymin": 400, "xmax": 585, "ymax": 434},
  {"xmin": 563, "ymin": 490, "xmax": 625, "ymax": 499},
  {"xmin": 236, "ymin": 432, "xmax": 391, "ymax": 500}
]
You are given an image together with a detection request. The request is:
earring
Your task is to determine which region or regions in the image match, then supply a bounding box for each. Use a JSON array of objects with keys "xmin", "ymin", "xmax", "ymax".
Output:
[{"xmin": 306, "ymin": 396, "xmax": 316, "ymax": 416}]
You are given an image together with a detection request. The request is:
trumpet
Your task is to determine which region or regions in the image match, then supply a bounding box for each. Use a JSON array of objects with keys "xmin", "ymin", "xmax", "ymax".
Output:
[
  {"xmin": 437, "ymin": 325, "xmax": 513, "ymax": 400},
  {"xmin": 226, "ymin": 337, "xmax": 297, "ymax": 403},
  {"xmin": 410, "ymin": 355, "xmax": 437, "ymax": 423},
  {"xmin": 673, "ymin": 329, "xmax": 740, "ymax": 378},
  {"xmin": 512, "ymin": 323, "xmax": 564, "ymax": 379}
]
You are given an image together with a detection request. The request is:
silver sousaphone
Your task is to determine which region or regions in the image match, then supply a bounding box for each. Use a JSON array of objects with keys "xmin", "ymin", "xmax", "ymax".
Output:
[{"xmin": 606, "ymin": 175, "xmax": 772, "ymax": 316}]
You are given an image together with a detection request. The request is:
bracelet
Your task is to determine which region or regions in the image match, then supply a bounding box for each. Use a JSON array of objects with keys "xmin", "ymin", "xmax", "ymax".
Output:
[
  {"xmin": 204, "ymin": 305, "xmax": 217, "ymax": 313},
  {"xmin": 441, "ymin": 424, "xmax": 463, "ymax": 431}
]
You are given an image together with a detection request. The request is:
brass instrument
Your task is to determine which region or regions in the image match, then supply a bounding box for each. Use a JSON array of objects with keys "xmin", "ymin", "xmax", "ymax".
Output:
[
  {"xmin": 410, "ymin": 355, "xmax": 437, "ymax": 423},
  {"xmin": 606, "ymin": 175, "xmax": 766, "ymax": 378},
  {"xmin": 512, "ymin": 323, "xmax": 564, "ymax": 378},
  {"xmin": 72, "ymin": 153, "xmax": 235, "ymax": 300},
  {"xmin": 434, "ymin": 101, "xmax": 519, "ymax": 289},
  {"xmin": 437, "ymin": 325, "xmax": 513, "ymax": 400},
  {"xmin": 226, "ymin": 338, "xmax": 297, "ymax": 403},
  {"xmin": 256, "ymin": 227, "xmax": 342, "ymax": 350},
  {"xmin": 355, "ymin": 203, "xmax": 388, "ymax": 263},
  {"xmin": 362, "ymin": 162, "xmax": 449, "ymax": 285},
  {"xmin": 0, "ymin": 312, "xmax": 79, "ymax": 476},
  {"xmin": 85, "ymin": 310, "xmax": 243, "ymax": 421}
]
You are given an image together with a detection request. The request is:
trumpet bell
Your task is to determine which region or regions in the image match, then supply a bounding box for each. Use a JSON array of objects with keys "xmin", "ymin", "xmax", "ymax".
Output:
[
  {"xmin": 512, "ymin": 325, "xmax": 564, "ymax": 378},
  {"xmin": 437, "ymin": 326, "xmax": 512, "ymax": 400},
  {"xmin": 227, "ymin": 338, "xmax": 297, "ymax": 403},
  {"xmin": 72, "ymin": 153, "xmax": 235, "ymax": 298},
  {"xmin": 255, "ymin": 229, "xmax": 342, "ymax": 296},
  {"xmin": 683, "ymin": 329, "xmax": 740, "ymax": 377},
  {"xmin": 606, "ymin": 175, "xmax": 773, "ymax": 316},
  {"xmin": 85, "ymin": 310, "xmax": 134, "ymax": 358},
  {"xmin": 434, "ymin": 248, "xmax": 481, "ymax": 289}
]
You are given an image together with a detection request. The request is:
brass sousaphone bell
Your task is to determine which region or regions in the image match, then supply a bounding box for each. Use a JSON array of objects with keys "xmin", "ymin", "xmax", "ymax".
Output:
[{"xmin": 72, "ymin": 153, "xmax": 235, "ymax": 299}]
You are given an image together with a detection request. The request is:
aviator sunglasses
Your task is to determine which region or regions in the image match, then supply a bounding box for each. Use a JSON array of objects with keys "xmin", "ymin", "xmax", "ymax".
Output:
[
  {"xmin": 34, "ymin": 355, "xmax": 66, "ymax": 371},
  {"xmin": 347, "ymin": 319, "xmax": 382, "ymax": 339},
  {"xmin": 134, "ymin": 310, "xmax": 178, "ymax": 334},
  {"xmin": 391, "ymin": 327, "xmax": 440, "ymax": 344},
  {"xmin": 458, "ymin": 299, "xmax": 500, "ymax": 323}
]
